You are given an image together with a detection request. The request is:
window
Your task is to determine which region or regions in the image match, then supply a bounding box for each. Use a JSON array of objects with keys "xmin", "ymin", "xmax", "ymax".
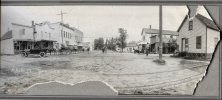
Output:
[
  {"xmin": 20, "ymin": 29, "xmax": 25, "ymax": 35},
  {"xmin": 196, "ymin": 36, "xmax": 201, "ymax": 49},
  {"xmin": 66, "ymin": 32, "xmax": 67, "ymax": 38},
  {"xmin": 189, "ymin": 20, "xmax": 193, "ymax": 30},
  {"xmin": 66, "ymin": 41, "xmax": 69, "ymax": 46}
]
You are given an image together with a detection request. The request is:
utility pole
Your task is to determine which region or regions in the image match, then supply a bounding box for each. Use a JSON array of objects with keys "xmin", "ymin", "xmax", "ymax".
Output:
[
  {"xmin": 159, "ymin": 5, "xmax": 163, "ymax": 60},
  {"xmin": 57, "ymin": 11, "xmax": 67, "ymax": 44}
]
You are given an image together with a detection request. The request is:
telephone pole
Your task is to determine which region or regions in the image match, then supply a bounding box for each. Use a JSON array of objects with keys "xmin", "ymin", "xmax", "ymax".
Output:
[
  {"xmin": 153, "ymin": 5, "xmax": 165, "ymax": 65},
  {"xmin": 159, "ymin": 5, "xmax": 163, "ymax": 60},
  {"xmin": 57, "ymin": 11, "xmax": 67, "ymax": 44}
]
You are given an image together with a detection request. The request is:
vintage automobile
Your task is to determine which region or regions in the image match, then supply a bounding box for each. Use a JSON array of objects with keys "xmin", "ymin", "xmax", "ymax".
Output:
[{"xmin": 21, "ymin": 49, "xmax": 48, "ymax": 57}]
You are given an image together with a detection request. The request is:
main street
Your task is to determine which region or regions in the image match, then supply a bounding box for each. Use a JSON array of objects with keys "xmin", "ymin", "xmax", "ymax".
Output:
[{"xmin": 0, "ymin": 51, "xmax": 209, "ymax": 95}]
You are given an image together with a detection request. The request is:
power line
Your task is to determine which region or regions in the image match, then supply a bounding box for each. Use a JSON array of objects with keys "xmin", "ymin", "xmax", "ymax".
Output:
[{"xmin": 57, "ymin": 11, "xmax": 67, "ymax": 44}]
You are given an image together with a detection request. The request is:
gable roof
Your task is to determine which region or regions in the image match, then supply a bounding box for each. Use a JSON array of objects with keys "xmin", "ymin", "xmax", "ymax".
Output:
[
  {"xmin": 177, "ymin": 14, "xmax": 220, "ymax": 32},
  {"xmin": 177, "ymin": 15, "xmax": 188, "ymax": 32},
  {"xmin": 1, "ymin": 30, "xmax": 12, "ymax": 41},
  {"xmin": 196, "ymin": 14, "xmax": 220, "ymax": 31},
  {"xmin": 142, "ymin": 28, "xmax": 178, "ymax": 36}
]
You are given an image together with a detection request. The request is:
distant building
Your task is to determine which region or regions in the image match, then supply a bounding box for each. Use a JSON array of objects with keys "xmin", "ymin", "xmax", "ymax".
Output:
[
  {"xmin": 1, "ymin": 21, "xmax": 83, "ymax": 54},
  {"xmin": 177, "ymin": 13, "xmax": 220, "ymax": 58},
  {"xmin": 123, "ymin": 41, "xmax": 137, "ymax": 53},
  {"xmin": 82, "ymin": 42, "xmax": 92, "ymax": 51},
  {"xmin": 49, "ymin": 22, "xmax": 83, "ymax": 49},
  {"xmin": 141, "ymin": 28, "xmax": 178, "ymax": 54}
]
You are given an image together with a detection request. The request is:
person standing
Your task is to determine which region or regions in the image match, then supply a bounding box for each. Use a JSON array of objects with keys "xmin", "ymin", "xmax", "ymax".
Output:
[
  {"xmin": 87, "ymin": 47, "xmax": 90, "ymax": 54},
  {"xmin": 102, "ymin": 47, "xmax": 105, "ymax": 53},
  {"xmin": 145, "ymin": 43, "xmax": 150, "ymax": 56}
]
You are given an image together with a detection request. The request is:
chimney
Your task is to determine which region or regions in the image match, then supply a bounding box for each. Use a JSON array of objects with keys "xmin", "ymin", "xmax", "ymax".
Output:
[
  {"xmin": 150, "ymin": 25, "xmax": 152, "ymax": 29},
  {"xmin": 32, "ymin": 21, "xmax": 36, "ymax": 34},
  {"xmin": 187, "ymin": 6, "xmax": 198, "ymax": 18}
]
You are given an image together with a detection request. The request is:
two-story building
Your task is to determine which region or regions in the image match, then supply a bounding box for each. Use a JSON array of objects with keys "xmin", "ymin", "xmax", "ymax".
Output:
[
  {"xmin": 1, "ymin": 22, "xmax": 35, "ymax": 54},
  {"xmin": 1, "ymin": 21, "xmax": 84, "ymax": 55},
  {"xmin": 49, "ymin": 22, "xmax": 83, "ymax": 49},
  {"xmin": 141, "ymin": 28, "xmax": 178, "ymax": 54}
]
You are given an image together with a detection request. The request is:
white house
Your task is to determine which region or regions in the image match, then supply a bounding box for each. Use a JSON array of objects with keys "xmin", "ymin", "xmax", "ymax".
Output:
[
  {"xmin": 1, "ymin": 22, "xmax": 35, "ymax": 54},
  {"xmin": 177, "ymin": 13, "xmax": 220, "ymax": 58},
  {"xmin": 123, "ymin": 41, "xmax": 137, "ymax": 53},
  {"xmin": 141, "ymin": 28, "xmax": 178, "ymax": 54}
]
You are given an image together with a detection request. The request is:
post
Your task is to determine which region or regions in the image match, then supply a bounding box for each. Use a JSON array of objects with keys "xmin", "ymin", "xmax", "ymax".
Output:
[
  {"xmin": 159, "ymin": 5, "xmax": 163, "ymax": 60},
  {"xmin": 57, "ymin": 11, "xmax": 67, "ymax": 45}
]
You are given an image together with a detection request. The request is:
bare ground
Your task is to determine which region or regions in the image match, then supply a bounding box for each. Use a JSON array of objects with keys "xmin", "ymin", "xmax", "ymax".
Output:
[{"xmin": 0, "ymin": 51, "xmax": 209, "ymax": 95}]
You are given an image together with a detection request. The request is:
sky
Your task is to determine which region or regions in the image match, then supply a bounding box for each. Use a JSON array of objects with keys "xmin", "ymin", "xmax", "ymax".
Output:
[{"xmin": 1, "ymin": 6, "xmax": 210, "ymax": 42}]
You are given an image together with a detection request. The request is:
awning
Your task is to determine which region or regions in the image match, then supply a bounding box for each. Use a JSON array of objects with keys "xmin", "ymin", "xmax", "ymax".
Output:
[
  {"xmin": 138, "ymin": 41, "xmax": 148, "ymax": 45},
  {"xmin": 40, "ymin": 39, "xmax": 57, "ymax": 42},
  {"xmin": 77, "ymin": 43, "xmax": 83, "ymax": 46},
  {"xmin": 14, "ymin": 39, "xmax": 35, "ymax": 42}
]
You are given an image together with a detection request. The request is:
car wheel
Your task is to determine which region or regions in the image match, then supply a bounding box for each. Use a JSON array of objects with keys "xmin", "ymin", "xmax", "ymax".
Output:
[
  {"xmin": 40, "ymin": 52, "xmax": 45, "ymax": 57},
  {"xmin": 22, "ymin": 52, "xmax": 28, "ymax": 57}
]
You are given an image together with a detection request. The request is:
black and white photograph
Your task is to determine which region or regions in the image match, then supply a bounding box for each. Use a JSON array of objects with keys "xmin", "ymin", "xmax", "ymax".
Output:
[{"xmin": 0, "ymin": 4, "xmax": 221, "ymax": 96}]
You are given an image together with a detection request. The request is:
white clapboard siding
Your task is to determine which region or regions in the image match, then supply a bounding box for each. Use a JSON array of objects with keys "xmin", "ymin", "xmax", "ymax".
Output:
[
  {"xmin": 178, "ymin": 16, "xmax": 207, "ymax": 53},
  {"xmin": 12, "ymin": 25, "xmax": 33, "ymax": 40},
  {"xmin": 1, "ymin": 38, "xmax": 14, "ymax": 54},
  {"xmin": 206, "ymin": 28, "xmax": 220, "ymax": 53}
]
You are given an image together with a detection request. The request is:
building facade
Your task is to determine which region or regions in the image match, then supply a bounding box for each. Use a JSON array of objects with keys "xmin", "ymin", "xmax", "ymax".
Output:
[
  {"xmin": 123, "ymin": 41, "xmax": 137, "ymax": 53},
  {"xmin": 1, "ymin": 21, "xmax": 83, "ymax": 54},
  {"xmin": 49, "ymin": 22, "xmax": 83, "ymax": 49},
  {"xmin": 177, "ymin": 13, "xmax": 220, "ymax": 58},
  {"xmin": 141, "ymin": 28, "xmax": 178, "ymax": 54}
]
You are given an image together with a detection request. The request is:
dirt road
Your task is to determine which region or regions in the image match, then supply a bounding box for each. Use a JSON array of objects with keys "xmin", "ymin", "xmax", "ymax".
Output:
[{"xmin": 0, "ymin": 51, "xmax": 209, "ymax": 95}]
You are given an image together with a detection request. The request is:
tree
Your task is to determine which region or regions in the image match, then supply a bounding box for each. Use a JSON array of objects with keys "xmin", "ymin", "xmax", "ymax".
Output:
[
  {"xmin": 168, "ymin": 37, "xmax": 177, "ymax": 53},
  {"xmin": 107, "ymin": 38, "xmax": 116, "ymax": 51},
  {"xmin": 118, "ymin": 28, "xmax": 128, "ymax": 52},
  {"xmin": 94, "ymin": 38, "xmax": 104, "ymax": 50}
]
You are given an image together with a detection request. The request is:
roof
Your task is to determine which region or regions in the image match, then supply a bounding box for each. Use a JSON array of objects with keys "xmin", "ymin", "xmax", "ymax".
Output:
[
  {"xmin": 1, "ymin": 30, "xmax": 12, "ymax": 41},
  {"xmin": 127, "ymin": 41, "xmax": 137, "ymax": 47},
  {"xmin": 72, "ymin": 27, "xmax": 83, "ymax": 34},
  {"xmin": 177, "ymin": 15, "xmax": 188, "ymax": 32},
  {"xmin": 50, "ymin": 22, "xmax": 83, "ymax": 33},
  {"xmin": 142, "ymin": 28, "xmax": 179, "ymax": 36},
  {"xmin": 35, "ymin": 22, "xmax": 55, "ymax": 29},
  {"xmin": 12, "ymin": 23, "xmax": 32, "ymax": 28},
  {"xmin": 196, "ymin": 14, "xmax": 220, "ymax": 31},
  {"xmin": 177, "ymin": 14, "xmax": 220, "ymax": 32}
]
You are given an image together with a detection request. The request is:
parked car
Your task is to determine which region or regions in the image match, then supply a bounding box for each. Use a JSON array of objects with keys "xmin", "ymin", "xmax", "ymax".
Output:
[{"xmin": 21, "ymin": 49, "xmax": 48, "ymax": 57}]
